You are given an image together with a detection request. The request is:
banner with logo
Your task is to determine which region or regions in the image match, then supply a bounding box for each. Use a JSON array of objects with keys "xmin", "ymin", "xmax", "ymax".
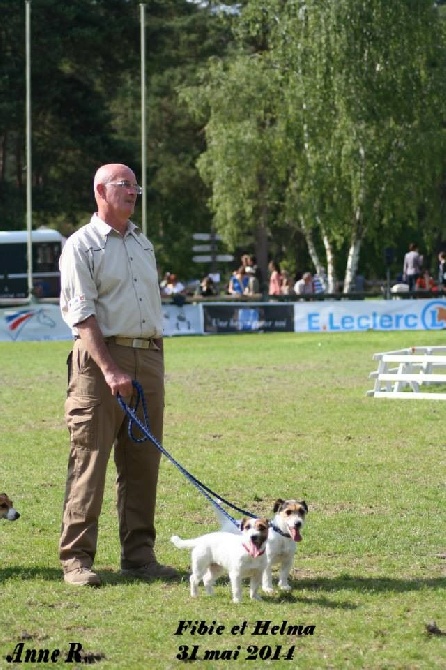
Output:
[
  {"xmin": 0, "ymin": 304, "xmax": 72, "ymax": 341},
  {"xmin": 0, "ymin": 303, "xmax": 204, "ymax": 342},
  {"xmin": 293, "ymin": 298, "xmax": 446, "ymax": 332},
  {"xmin": 2, "ymin": 299, "xmax": 446, "ymax": 341}
]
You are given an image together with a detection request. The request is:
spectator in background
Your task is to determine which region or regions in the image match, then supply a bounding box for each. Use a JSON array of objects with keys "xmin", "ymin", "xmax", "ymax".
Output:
[
  {"xmin": 268, "ymin": 260, "xmax": 282, "ymax": 296},
  {"xmin": 280, "ymin": 270, "xmax": 294, "ymax": 295},
  {"xmin": 245, "ymin": 266, "xmax": 260, "ymax": 295},
  {"xmin": 403, "ymin": 243, "xmax": 422, "ymax": 292},
  {"xmin": 415, "ymin": 270, "xmax": 437, "ymax": 292},
  {"xmin": 438, "ymin": 251, "xmax": 446, "ymax": 291},
  {"xmin": 228, "ymin": 266, "xmax": 249, "ymax": 295},
  {"xmin": 159, "ymin": 271, "xmax": 171, "ymax": 295},
  {"xmin": 312, "ymin": 271, "xmax": 326, "ymax": 294},
  {"xmin": 196, "ymin": 275, "xmax": 217, "ymax": 297},
  {"xmin": 241, "ymin": 254, "xmax": 251, "ymax": 271},
  {"xmin": 294, "ymin": 271, "xmax": 314, "ymax": 295},
  {"xmin": 249, "ymin": 255, "xmax": 264, "ymax": 293},
  {"xmin": 163, "ymin": 273, "xmax": 186, "ymax": 295}
]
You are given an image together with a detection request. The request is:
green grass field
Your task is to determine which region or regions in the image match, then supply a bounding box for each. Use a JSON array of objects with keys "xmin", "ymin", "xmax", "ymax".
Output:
[{"xmin": 0, "ymin": 332, "xmax": 445, "ymax": 669}]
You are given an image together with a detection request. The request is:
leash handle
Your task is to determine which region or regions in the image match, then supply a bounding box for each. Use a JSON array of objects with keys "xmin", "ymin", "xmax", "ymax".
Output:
[{"xmin": 117, "ymin": 381, "xmax": 256, "ymax": 524}]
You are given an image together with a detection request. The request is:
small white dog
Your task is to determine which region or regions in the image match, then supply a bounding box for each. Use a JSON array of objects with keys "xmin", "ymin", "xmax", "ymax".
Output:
[
  {"xmin": 171, "ymin": 517, "xmax": 269, "ymax": 603},
  {"xmin": 262, "ymin": 498, "xmax": 308, "ymax": 593},
  {"xmin": 212, "ymin": 498, "xmax": 308, "ymax": 594}
]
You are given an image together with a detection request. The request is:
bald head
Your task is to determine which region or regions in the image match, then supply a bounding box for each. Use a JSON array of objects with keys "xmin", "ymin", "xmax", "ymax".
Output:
[
  {"xmin": 93, "ymin": 163, "xmax": 138, "ymax": 231},
  {"xmin": 94, "ymin": 163, "xmax": 133, "ymax": 193}
]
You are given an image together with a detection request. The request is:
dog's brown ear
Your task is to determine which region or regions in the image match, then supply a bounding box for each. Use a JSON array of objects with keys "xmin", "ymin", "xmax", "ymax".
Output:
[
  {"xmin": 240, "ymin": 517, "xmax": 248, "ymax": 530},
  {"xmin": 301, "ymin": 500, "xmax": 308, "ymax": 513},
  {"xmin": 273, "ymin": 498, "xmax": 285, "ymax": 513}
]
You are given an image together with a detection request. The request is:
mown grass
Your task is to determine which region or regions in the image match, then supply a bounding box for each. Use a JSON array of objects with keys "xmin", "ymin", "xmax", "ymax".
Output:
[{"xmin": 0, "ymin": 331, "xmax": 445, "ymax": 669}]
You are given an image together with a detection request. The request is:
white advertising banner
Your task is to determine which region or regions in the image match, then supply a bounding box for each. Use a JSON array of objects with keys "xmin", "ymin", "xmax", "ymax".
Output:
[
  {"xmin": 0, "ymin": 303, "xmax": 204, "ymax": 342},
  {"xmin": 0, "ymin": 303, "xmax": 72, "ymax": 341},
  {"xmin": 293, "ymin": 298, "xmax": 446, "ymax": 332},
  {"xmin": 162, "ymin": 303, "xmax": 203, "ymax": 337}
]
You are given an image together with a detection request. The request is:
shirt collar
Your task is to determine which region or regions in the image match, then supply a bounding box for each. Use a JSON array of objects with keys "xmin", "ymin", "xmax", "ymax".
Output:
[{"xmin": 91, "ymin": 213, "xmax": 140, "ymax": 238}]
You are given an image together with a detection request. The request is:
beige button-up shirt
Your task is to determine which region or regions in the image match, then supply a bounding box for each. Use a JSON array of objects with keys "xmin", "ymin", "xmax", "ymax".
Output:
[{"xmin": 60, "ymin": 214, "xmax": 163, "ymax": 338}]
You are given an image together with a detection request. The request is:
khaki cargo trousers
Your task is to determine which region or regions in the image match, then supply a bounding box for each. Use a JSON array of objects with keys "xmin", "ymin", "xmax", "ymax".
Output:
[{"xmin": 59, "ymin": 339, "xmax": 164, "ymax": 573}]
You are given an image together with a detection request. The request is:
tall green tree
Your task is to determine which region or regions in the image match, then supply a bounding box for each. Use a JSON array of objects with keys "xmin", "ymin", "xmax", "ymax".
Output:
[
  {"xmin": 182, "ymin": 0, "xmax": 446, "ymax": 289},
  {"xmin": 0, "ymin": 0, "xmax": 235, "ymax": 283}
]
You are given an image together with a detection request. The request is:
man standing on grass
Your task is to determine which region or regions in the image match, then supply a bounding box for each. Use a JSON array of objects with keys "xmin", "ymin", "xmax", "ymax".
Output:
[{"xmin": 58, "ymin": 163, "xmax": 178, "ymax": 586}]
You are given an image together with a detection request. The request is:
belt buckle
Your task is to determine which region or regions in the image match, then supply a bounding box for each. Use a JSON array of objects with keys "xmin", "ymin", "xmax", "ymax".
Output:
[{"xmin": 132, "ymin": 338, "xmax": 147, "ymax": 349}]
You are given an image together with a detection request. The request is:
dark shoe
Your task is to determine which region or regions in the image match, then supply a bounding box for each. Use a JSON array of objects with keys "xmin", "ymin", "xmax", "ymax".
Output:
[
  {"xmin": 120, "ymin": 561, "xmax": 179, "ymax": 581},
  {"xmin": 64, "ymin": 567, "xmax": 101, "ymax": 587}
]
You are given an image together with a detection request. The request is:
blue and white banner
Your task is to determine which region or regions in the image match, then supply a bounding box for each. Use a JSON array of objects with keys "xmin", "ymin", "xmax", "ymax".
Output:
[
  {"xmin": 0, "ymin": 304, "xmax": 71, "ymax": 341},
  {"xmin": 0, "ymin": 303, "xmax": 204, "ymax": 342},
  {"xmin": 2, "ymin": 299, "xmax": 446, "ymax": 341},
  {"xmin": 293, "ymin": 298, "xmax": 446, "ymax": 332}
]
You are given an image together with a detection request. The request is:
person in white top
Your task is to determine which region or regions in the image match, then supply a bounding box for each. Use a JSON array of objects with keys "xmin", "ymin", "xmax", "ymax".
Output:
[
  {"xmin": 162, "ymin": 273, "xmax": 186, "ymax": 295},
  {"xmin": 403, "ymin": 243, "xmax": 422, "ymax": 292},
  {"xmin": 58, "ymin": 163, "xmax": 178, "ymax": 587},
  {"xmin": 294, "ymin": 272, "xmax": 314, "ymax": 295}
]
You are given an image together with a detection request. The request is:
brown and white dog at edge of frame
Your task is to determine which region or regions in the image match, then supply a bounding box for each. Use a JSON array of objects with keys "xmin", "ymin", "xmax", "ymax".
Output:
[{"xmin": 0, "ymin": 493, "xmax": 21, "ymax": 521}]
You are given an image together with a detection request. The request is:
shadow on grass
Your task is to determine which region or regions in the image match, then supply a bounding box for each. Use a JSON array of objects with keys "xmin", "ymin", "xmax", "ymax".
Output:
[
  {"xmin": 0, "ymin": 566, "xmax": 190, "ymax": 586},
  {"xmin": 294, "ymin": 574, "xmax": 446, "ymax": 594},
  {"xmin": 0, "ymin": 567, "xmax": 62, "ymax": 582},
  {"xmin": 1, "ymin": 569, "xmax": 443, "ymax": 611},
  {"xmin": 258, "ymin": 574, "xmax": 446, "ymax": 610}
]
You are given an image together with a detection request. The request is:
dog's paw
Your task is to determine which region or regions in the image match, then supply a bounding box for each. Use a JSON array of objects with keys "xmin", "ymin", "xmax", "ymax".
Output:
[
  {"xmin": 262, "ymin": 586, "xmax": 275, "ymax": 594},
  {"xmin": 251, "ymin": 594, "xmax": 263, "ymax": 601},
  {"xmin": 278, "ymin": 583, "xmax": 292, "ymax": 591}
]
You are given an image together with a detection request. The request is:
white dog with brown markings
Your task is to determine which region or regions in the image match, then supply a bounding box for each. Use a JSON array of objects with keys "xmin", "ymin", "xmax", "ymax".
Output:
[
  {"xmin": 262, "ymin": 498, "xmax": 308, "ymax": 593},
  {"xmin": 0, "ymin": 493, "xmax": 20, "ymax": 521},
  {"xmin": 171, "ymin": 517, "xmax": 269, "ymax": 603}
]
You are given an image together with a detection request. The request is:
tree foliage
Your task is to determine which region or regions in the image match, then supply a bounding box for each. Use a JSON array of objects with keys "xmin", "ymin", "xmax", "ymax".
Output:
[
  {"xmin": 1, "ymin": 0, "xmax": 446, "ymax": 287},
  {"xmin": 0, "ymin": 0, "xmax": 232, "ymax": 279},
  {"xmin": 182, "ymin": 0, "xmax": 446, "ymax": 288}
]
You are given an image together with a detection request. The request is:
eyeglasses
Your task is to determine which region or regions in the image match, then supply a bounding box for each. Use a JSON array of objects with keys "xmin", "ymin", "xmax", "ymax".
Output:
[{"xmin": 106, "ymin": 180, "xmax": 143, "ymax": 195}]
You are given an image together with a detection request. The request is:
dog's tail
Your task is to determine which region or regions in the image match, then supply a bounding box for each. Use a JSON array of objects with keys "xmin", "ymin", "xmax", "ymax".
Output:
[{"xmin": 170, "ymin": 535, "xmax": 199, "ymax": 550}]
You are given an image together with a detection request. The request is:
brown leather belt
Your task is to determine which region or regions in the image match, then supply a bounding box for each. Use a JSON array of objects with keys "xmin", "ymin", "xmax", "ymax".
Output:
[{"xmin": 110, "ymin": 336, "xmax": 160, "ymax": 350}]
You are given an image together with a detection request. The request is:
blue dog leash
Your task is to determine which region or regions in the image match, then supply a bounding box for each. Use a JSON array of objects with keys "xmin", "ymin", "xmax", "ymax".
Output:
[{"xmin": 117, "ymin": 381, "xmax": 257, "ymax": 527}]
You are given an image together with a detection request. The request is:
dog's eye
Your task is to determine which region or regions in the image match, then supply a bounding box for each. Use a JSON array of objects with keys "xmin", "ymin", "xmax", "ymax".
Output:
[{"xmin": 285, "ymin": 510, "xmax": 293, "ymax": 516}]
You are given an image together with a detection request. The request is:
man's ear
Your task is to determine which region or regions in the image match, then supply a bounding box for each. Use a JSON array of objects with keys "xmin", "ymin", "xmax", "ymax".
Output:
[{"xmin": 96, "ymin": 183, "xmax": 106, "ymax": 200}]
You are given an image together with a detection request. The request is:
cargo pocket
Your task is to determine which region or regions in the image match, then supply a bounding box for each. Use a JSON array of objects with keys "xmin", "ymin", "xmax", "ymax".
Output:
[{"xmin": 65, "ymin": 395, "xmax": 101, "ymax": 451}]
